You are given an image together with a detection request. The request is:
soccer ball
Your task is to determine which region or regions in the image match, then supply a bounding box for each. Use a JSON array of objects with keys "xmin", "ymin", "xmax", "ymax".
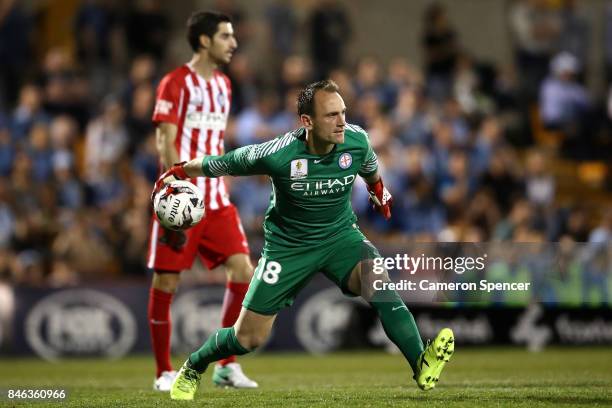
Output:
[{"xmin": 153, "ymin": 180, "xmax": 205, "ymax": 230}]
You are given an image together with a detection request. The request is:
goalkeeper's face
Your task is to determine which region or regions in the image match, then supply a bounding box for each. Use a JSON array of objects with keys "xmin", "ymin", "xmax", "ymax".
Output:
[
  {"xmin": 207, "ymin": 22, "xmax": 238, "ymax": 65},
  {"xmin": 308, "ymin": 91, "xmax": 347, "ymax": 145}
]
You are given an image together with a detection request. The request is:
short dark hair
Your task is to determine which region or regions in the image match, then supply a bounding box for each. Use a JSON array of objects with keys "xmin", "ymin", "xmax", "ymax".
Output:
[
  {"xmin": 186, "ymin": 11, "xmax": 232, "ymax": 52},
  {"xmin": 297, "ymin": 79, "xmax": 340, "ymax": 116}
]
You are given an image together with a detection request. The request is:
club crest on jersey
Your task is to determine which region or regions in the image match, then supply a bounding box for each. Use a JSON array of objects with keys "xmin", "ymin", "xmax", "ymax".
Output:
[
  {"xmin": 338, "ymin": 153, "xmax": 352, "ymax": 169},
  {"xmin": 290, "ymin": 159, "xmax": 308, "ymax": 179}
]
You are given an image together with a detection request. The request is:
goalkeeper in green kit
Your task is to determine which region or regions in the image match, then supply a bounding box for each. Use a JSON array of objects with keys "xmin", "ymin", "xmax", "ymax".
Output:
[{"xmin": 152, "ymin": 80, "xmax": 454, "ymax": 400}]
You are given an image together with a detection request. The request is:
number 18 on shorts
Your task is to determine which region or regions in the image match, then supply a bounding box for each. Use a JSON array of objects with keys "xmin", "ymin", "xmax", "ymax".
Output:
[{"xmin": 255, "ymin": 257, "xmax": 282, "ymax": 284}]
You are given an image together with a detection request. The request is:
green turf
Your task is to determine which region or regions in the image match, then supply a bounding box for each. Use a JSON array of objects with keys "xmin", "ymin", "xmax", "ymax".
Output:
[{"xmin": 1, "ymin": 348, "xmax": 611, "ymax": 407}]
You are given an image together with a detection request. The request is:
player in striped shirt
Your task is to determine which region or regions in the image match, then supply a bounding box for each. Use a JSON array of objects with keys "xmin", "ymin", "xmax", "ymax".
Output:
[{"xmin": 147, "ymin": 11, "xmax": 257, "ymax": 391}]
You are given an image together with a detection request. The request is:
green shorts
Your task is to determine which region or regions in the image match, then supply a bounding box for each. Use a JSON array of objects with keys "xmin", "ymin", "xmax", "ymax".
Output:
[{"xmin": 242, "ymin": 227, "xmax": 380, "ymax": 315}]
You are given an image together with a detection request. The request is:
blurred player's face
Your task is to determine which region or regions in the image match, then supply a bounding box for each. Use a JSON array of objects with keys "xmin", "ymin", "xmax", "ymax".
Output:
[
  {"xmin": 304, "ymin": 91, "xmax": 347, "ymax": 145},
  {"xmin": 206, "ymin": 22, "xmax": 237, "ymax": 65}
]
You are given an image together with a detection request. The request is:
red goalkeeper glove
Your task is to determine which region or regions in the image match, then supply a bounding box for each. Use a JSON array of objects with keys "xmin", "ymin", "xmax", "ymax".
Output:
[
  {"xmin": 367, "ymin": 178, "xmax": 393, "ymax": 220},
  {"xmin": 151, "ymin": 162, "xmax": 189, "ymax": 205}
]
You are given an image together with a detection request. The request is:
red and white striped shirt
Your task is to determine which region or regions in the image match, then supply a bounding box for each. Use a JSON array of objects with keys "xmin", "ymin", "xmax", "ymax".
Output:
[{"xmin": 152, "ymin": 64, "xmax": 232, "ymax": 210}]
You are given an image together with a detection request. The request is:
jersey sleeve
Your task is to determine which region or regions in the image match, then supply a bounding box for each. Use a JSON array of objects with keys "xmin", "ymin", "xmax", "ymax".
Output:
[
  {"xmin": 202, "ymin": 131, "xmax": 296, "ymax": 177},
  {"xmin": 152, "ymin": 74, "xmax": 182, "ymax": 126},
  {"xmin": 201, "ymin": 144, "xmax": 269, "ymax": 177},
  {"xmin": 358, "ymin": 131, "xmax": 379, "ymax": 178}
]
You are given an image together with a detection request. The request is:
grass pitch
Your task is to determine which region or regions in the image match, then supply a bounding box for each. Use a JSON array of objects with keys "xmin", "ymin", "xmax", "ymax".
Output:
[{"xmin": 1, "ymin": 348, "xmax": 611, "ymax": 407}]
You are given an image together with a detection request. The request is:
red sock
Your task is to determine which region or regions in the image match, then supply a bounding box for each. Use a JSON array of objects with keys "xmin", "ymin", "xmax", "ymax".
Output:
[
  {"xmin": 148, "ymin": 288, "xmax": 174, "ymax": 377},
  {"xmin": 218, "ymin": 281, "xmax": 249, "ymax": 366}
]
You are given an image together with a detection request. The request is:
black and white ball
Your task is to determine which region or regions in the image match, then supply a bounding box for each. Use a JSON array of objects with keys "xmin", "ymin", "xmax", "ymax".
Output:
[{"xmin": 153, "ymin": 180, "xmax": 205, "ymax": 230}]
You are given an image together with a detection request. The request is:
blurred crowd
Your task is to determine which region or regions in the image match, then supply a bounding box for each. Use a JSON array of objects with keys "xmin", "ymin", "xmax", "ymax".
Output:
[{"xmin": 0, "ymin": 0, "xmax": 609, "ymax": 292}]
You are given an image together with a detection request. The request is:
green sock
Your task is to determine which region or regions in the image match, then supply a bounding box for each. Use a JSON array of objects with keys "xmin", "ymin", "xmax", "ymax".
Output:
[
  {"xmin": 370, "ymin": 290, "xmax": 424, "ymax": 373},
  {"xmin": 188, "ymin": 327, "xmax": 250, "ymax": 373}
]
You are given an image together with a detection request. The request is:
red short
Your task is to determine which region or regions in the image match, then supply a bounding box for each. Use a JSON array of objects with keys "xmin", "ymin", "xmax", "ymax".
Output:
[{"xmin": 147, "ymin": 204, "xmax": 250, "ymax": 272}]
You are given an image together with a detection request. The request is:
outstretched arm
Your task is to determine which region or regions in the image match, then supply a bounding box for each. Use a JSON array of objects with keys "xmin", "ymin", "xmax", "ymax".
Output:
[{"xmin": 152, "ymin": 144, "xmax": 269, "ymax": 197}]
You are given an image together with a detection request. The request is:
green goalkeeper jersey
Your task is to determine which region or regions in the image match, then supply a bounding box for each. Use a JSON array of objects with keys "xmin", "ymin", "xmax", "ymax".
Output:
[{"xmin": 201, "ymin": 124, "xmax": 378, "ymax": 247}]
